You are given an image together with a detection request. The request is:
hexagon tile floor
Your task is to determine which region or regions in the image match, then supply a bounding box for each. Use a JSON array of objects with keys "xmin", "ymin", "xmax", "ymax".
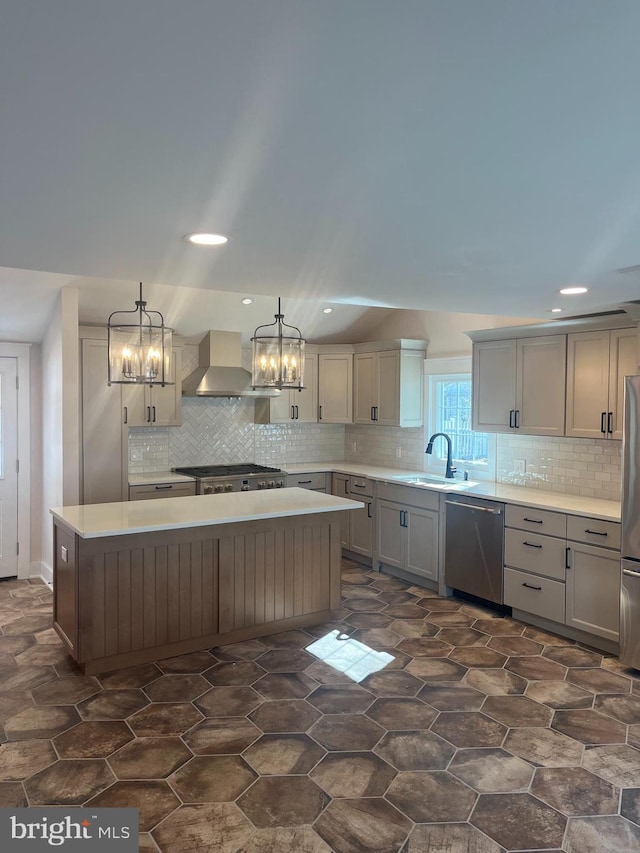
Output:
[{"xmin": 1, "ymin": 565, "xmax": 640, "ymax": 852}]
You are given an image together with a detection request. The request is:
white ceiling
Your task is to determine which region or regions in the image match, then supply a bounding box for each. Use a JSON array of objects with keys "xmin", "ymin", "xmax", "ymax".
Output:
[{"xmin": 2, "ymin": 0, "xmax": 640, "ymax": 342}]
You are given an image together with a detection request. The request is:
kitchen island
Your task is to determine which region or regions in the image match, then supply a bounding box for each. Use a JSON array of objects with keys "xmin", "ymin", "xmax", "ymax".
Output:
[{"xmin": 50, "ymin": 488, "xmax": 362, "ymax": 674}]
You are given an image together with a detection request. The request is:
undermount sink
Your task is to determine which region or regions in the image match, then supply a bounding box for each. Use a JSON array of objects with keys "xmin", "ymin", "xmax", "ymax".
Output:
[{"xmin": 395, "ymin": 474, "xmax": 479, "ymax": 490}]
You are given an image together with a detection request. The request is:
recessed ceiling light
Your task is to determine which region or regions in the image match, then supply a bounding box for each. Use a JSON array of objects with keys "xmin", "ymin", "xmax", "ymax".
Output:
[
  {"xmin": 241, "ymin": 297, "xmax": 253, "ymax": 305},
  {"xmin": 550, "ymin": 308, "xmax": 562, "ymax": 313},
  {"xmin": 322, "ymin": 307, "xmax": 333, "ymax": 314},
  {"xmin": 559, "ymin": 286, "xmax": 588, "ymax": 295},
  {"xmin": 184, "ymin": 233, "xmax": 228, "ymax": 246}
]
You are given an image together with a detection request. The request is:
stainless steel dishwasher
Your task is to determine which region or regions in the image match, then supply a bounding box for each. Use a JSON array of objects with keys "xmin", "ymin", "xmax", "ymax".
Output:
[{"xmin": 444, "ymin": 495, "xmax": 505, "ymax": 604}]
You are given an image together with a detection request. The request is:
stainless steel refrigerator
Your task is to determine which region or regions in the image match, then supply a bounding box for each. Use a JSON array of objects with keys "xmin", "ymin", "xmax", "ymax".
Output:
[{"xmin": 621, "ymin": 375, "xmax": 640, "ymax": 668}]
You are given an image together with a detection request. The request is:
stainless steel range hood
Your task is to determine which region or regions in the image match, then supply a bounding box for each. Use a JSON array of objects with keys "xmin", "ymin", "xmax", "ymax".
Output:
[{"xmin": 182, "ymin": 331, "xmax": 280, "ymax": 397}]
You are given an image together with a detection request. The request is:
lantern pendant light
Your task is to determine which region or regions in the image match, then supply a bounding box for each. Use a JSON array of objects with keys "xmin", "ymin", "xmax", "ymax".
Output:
[
  {"xmin": 251, "ymin": 297, "xmax": 305, "ymax": 390},
  {"xmin": 107, "ymin": 282, "xmax": 173, "ymax": 386}
]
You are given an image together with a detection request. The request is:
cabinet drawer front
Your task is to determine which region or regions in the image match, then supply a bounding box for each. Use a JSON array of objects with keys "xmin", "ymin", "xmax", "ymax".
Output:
[
  {"xmin": 377, "ymin": 482, "xmax": 439, "ymax": 511},
  {"xmin": 504, "ymin": 528, "xmax": 566, "ymax": 580},
  {"xmin": 129, "ymin": 483, "xmax": 196, "ymax": 500},
  {"xmin": 505, "ymin": 505, "xmax": 566, "ymax": 537},
  {"xmin": 566, "ymin": 515, "xmax": 620, "ymax": 551},
  {"xmin": 348, "ymin": 477, "xmax": 374, "ymax": 498},
  {"xmin": 288, "ymin": 472, "xmax": 328, "ymax": 490},
  {"xmin": 504, "ymin": 567, "xmax": 565, "ymax": 623}
]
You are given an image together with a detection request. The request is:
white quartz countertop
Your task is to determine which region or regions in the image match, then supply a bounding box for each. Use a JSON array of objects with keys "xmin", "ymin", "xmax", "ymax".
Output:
[
  {"xmin": 51, "ymin": 488, "xmax": 363, "ymax": 539},
  {"xmin": 128, "ymin": 472, "xmax": 196, "ymax": 486},
  {"xmin": 282, "ymin": 462, "xmax": 621, "ymax": 522}
]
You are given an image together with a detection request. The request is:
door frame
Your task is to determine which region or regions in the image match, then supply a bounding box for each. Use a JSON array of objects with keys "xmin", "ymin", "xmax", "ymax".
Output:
[{"xmin": 0, "ymin": 344, "xmax": 31, "ymax": 579}]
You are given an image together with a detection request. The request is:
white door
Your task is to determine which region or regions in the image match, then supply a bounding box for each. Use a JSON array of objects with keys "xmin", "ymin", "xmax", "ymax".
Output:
[{"xmin": 0, "ymin": 357, "xmax": 18, "ymax": 577}]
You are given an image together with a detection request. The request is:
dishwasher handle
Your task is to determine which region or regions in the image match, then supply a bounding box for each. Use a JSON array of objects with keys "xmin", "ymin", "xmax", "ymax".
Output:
[{"xmin": 445, "ymin": 500, "xmax": 502, "ymax": 515}]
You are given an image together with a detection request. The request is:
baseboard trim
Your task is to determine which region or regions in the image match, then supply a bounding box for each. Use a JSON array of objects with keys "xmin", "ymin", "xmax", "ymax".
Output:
[{"xmin": 32, "ymin": 561, "xmax": 52, "ymax": 588}]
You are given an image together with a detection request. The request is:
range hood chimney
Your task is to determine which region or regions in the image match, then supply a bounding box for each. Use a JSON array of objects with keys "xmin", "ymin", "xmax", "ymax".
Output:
[{"xmin": 182, "ymin": 331, "xmax": 280, "ymax": 397}]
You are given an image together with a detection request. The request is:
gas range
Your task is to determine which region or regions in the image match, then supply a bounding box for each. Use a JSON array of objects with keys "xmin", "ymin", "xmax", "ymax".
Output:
[{"xmin": 172, "ymin": 464, "xmax": 286, "ymax": 495}]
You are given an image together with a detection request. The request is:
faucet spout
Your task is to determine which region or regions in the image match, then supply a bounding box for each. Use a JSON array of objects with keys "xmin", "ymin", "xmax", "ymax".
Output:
[{"xmin": 425, "ymin": 432, "xmax": 457, "ymax": 479}]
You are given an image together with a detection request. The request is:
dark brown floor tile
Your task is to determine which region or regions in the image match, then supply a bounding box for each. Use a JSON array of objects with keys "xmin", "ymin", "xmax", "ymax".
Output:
[
  {"xmin": 170, "ymin": 755, "xmax": 256, "ymax": 802},
  {"xmin": 4, "ymin": 705, "xmax": 80, "ymax": 740},
  {"xmin": 341, "ymin": 572, "xmax": 374, "ymax": 587},
  {"xmin": 361, "ymin": 670, "xmax": 424, "ymax": 697},
  {"xmin": 366, "ymin": 697, "xmax": 438, "ymax": 729},
  {"xmin": 237, "ymin": 776, "xmax": 329, "ymax": 827},
  {"xmin": 482, "ymin": 695, "xmax": 553, "ymax": 727},
  {"xmin": 437, "ymin": 628, "xmax": 490, "ymax": 647},
  {"xmin": 127, "ymin": 702, "xmax": 203, "ymax": 736},
  {"xmin": 552, "ymin": 709, "xmax": 627, "ymax": 744},
  {"xmin": 258, "ymin": 649, "xmax": 314, "ymax": 672},
  {"xmin": 564, "ymin": 815, "xmax": 640, "ymax": 853},
  {"xmin": 504, "ymin": 727, "xmax": 584, "ymax": 767},
  {"xmin": 431, "ymin": 712, "xmax": 507, "ymax": 748},
  {"xmin": 370, "ymin": 577, "xmax": 409, "ymax": 592},
  {"xmin": 2, "ymin": 614, "xmax": 52, "ymax": 635},
  {"xmin": 212, "ymin": 639, "xmax": 267, "ymax": 661},
  {"xmin": 53, "ymin": 720, "xmax": 134, "ymax": 758},
  {"xmin": 314, "ymin": 797, "xmax": 411, "ymax": 853},
  {"xmin": 417, "ymin": 683, "xmax": 483, "ymax": 712},
  {"xmin": 238, "ymin": 826, "xmax": 332, "ymax": 853},
  {"xmin": 373, "ymin": 647, "xmax": 412, "ymax": 669},
  {"xmin": 309, "ymin": 714, "xmax": 384, "ymax": 750},
  {"xmin": 473, "ymin": 618, "xmax": 525, "ymax": 637},
  {"xmin": 253, "ymin": 672, "xmax": 318, "ymax": 700},
  {"xmin": 449, "ymin": 647, "xmax": 508, "ymax": 668},
  {"xmin": 390, "ymin": 619, "xmax": 440, "ymax": 639},
  {"xmin": 250, "ymin": 699, "xmax": 321, "ymax": 733},
  {"xmin": 0, "ymin": 634, "xmax": 36, "ymax": 655},
  {"xmin": 405, "ymin": 658, "xmax": 468, "ymax": 681},
  {"xmin": 157, "ymin": 650, "xmax": 216, "ymax": 673},
  {"xmin": 396, "ymin": 638, "xmax": 453, "ymax": 657},
  {"xmin": 344, "ymin": 612, "xmax": 394, "ymax": 629},
  {"xmin": 629, "ymin": 724, "xmax": 640, "ymax": 749},
  {"xmin": 525, "ymin": 679, "xmax": 594, "ymax": 709},
  {"xmin": 304, "ymin": 661, "xmax": 354, "ymax": 684},
  {"xmin": 109, "ymin": 737, "xmax": 192, "ymax": 779},
  {"xmin": 98, "ymin": 663, "xmax": 162, "ymax": 689},
  {"xmin": 77, "ymin": 688, "xmax": 149, "ymax": 720},
  {"xmin": 531, "ymin": 766, "xmax": 620, "ymax": 816},
  {"xmin": 87, "ymin": 780, "xmax": 180, "ymax": 831},
  {"xmin": 183, "ymin": 717, "xmax": 261, "ymax": 755},
  {"xmin": 342, "ymin": 585, "xmax": 383, "ymax": 600},
  {"xmin": 465, "ymin": 669, "xmax": 527, "ymax": 696},
  {"xmin": 244, "ymin": 733, "xmax": 325, "ymax": 775},
  {"xmin": 486, "ymin": 636, "xmax": 543, "ymax": 656},
  {"xmin": 342, "ymin": 597, "xmax": 387, "ymax": 613},
  {"xmin": 521, "ymin": 625, "xmax": 573, "ymax": 645},
  {"xmin": 594, "ymin": 693, "xmax": 640, "ymax": 724},
  {"xmin": 25, "ymin": 759, "xmax": 115, "ymax": 805},
  {"xmin": 34, "ymin": 627, "xmax": 65, "ymax": 644},
  {"xmin": 566, "ymin": 668, "xmax": 633, "ymax": 694},
  {"xmin": 0, "ymin": 690, "xmax": 34, "ymax": 722},
  {"xmin": 350, "ymin": 627, "xmax": 402, "ymax": 647},
  {"xmin": 14, "ymin": 644, "xmax": 71, "ymax": 666},
  {"xmin": 307, "ymin": 684, "xmax": 374, "ymax": 714},
  {"xmin": 152, "ymin": 803, "xmax": 253, "ymax": 853},
  {"xmin": 0, "ymin": 781, "xmax": 27, "ymax": 807},
  {"xmin": 261, "ymin": 629, "xmax": 317, "ymax": 648},
  {"xmin": 402, "ymin": 823, "xmax": 504, "ymax": 853},
  {"xmin": 54, "ymin": 657, "xmax": 85, "ymax": 677},
  {"xmin": 505, "ymin": 656, "xmax": 567, "ymax": 680},
  {"xmin": 203, "ymin": 661, "xmax": 266, "ymax": 687},
  {"xmin": 377, "ymin": 591, "xmax": 418, "ymax": 605},
  {"xmin": 375, "ymin": 730, "xmax": 455, "ymax": 770},
  {"xmin": 31, "ymin": 676, "xmax": 100, "ymax": 705},
  {"xmin": 304, "ymin": 620, "xmax": 356, "ymax": 640},
  {"xmin": 542, "ymin": 646, "xmax": 603, "ymax": 668},
  {"xmin": 449, "ymin": 747, "xmax": 534, "ymax": 793},
  {"xmin": 582, "ymin": 743, "xmax": 640, "ymax": 786},
  {"xmin": 621, "ymin": 788, "xmax": 640, "ymax": 825},
  {"xmin": 144, "ymin": 673, "xmax": 210, "ymax": 702},
  {"xmin": 383, "ymin": 604, "xmax": 433, "ymax": 619},
  {"xmin": 425, "ymin": 612, "xmax": 476, "ymax": 627},
  {"xmin": 387, "ymin": 770, "xmax": 477, "ymax": 822},
  {"xmin": 311, "ymin": 751, "xmax": 395, "ymax": 797},
  {"xmin": 471, "ymin": 792, "xmax": 566, "ymax": 850},
  {"xmin": 194, "ymin": 686, "xmax": 262, "ymax": 717},
  {"xmin": 416, "ymin": 597, "xmax": 462, "ymax": 612},
  {"xmin": 1, "ymin": 664, "xmax": 56, "ymax": 692},
  {"xmin": 0, "ymin": 739, "xmax": 57, "ymax": 780}
]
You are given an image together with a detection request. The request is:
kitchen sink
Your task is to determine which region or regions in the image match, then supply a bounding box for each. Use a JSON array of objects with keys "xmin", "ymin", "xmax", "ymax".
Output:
[{"xmin": 395, "ymin": 474, "xmax": 478, "ymax": 490}]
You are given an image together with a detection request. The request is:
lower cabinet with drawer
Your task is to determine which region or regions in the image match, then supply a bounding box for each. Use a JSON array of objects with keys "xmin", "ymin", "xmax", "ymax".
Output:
[
  {"xmin": 376, "ymin": 483, "xmax": 439, "ymax": 583},
  {"xmin": 287, "ymin": 472, "xmax": 329, "ymax": 493},
  {"xmin": 504, "ymin": 567, "xmax": 566, "ymax": 624},
  {"xmin": 565, "ymin": 539, "xmax": 620, "ymax": 643},
  {"xmin": 129, "ymin": 482, "xmax": 196, "ymax": 500},
  {"xmin": 331, "ymin": 474, "xmax": 374, "ymax": 561}
]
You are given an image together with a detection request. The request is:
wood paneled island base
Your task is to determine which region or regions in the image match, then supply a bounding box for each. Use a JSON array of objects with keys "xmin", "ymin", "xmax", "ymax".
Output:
[{"xmin": 52, "ymin": 506, "xmax": 346, "ymax": 675}]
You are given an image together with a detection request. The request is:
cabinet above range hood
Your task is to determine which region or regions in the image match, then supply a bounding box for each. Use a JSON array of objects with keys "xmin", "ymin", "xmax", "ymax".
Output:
[{"xmin": 182, "ymin": 331, "xmax": 280, "ymax": 397}]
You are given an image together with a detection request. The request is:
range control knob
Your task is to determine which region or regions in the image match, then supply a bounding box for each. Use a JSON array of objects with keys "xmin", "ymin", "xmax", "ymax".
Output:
[
  {"xmin": 214, "ymin": 484, "xmax": 224, "ymax": 494},
  {"xmin": 257, "ymin": 481, "xmax": 267, "ymax": 490},
  {"xmin": 276, "ymin": 480, "xmax": 285, "ymax": 488},
  {"xmin": 224, "ymin": 483, "xmax": 233, "ymax": 492},
  {"xmin": 268, "ymin": 480, "xmax": 275, "ymax": 489},
  {"xmin": 241, "ymin": 484, "xmax": 250, "ymax": 491},
  {"xmin": 203, "ymin": 485, "xmax": 214, "ymax": 495}
]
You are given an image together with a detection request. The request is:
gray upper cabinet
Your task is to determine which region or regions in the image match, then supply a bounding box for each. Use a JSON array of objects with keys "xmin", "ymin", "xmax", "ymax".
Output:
[
  {"xmin": 318, "ymin": 352, "xmax": 353, "ymax": 424},
  {"xmin": 255, "ymin": 353, "xmax": 318, "ymax": 424},
  {"xmin": 472, "ymin": 335, "xmax": 566, "ymax": 436},
  {"xmin": 353, "ymin": 344, "xmax": 425, "ymax": 427},
  {"xmin": 121, "ymin": 349, "xmax": 183, "ymax": 427},
  {"xmin": 565, "ymin": 328, "xmax": 637, "ymax": 440}
]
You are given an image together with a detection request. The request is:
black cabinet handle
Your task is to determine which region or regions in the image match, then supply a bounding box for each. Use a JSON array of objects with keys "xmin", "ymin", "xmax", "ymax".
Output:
[
  {"xmin": 147, "ymin": 406, "xmax": 151, "ymax": 423},
  {"xmin": 399, "ymin": 510, "xmax": 408, "ymax": 527},
  {"xmin": 344, "ymin": 480, "xmax": 348, "ymax": 495},
  {"xmin": 299, "ymin": 480, "xmax": 312, "ymax": 485},
  {"xmin": 123, "ymin": 406, "xmax": 128, "ymax": 424},
  {"xmin": 152, "ymin": 406, "xmax": 156, "ymax": 423},
  {"xmin": 523, "ymin": 517, "xmax": 542, "ymax": 524},
  {"xmin": 514, "ymin": 409, "xmax": 520, "ymax": 429},
  {"xmin": 523, "ymin": 541, "xmax": 542, "ymax": 549},
  {"xmin": 154, "ymin": 485, "xmax": 173, "ymax": 491},
  {"xmin": 509, "ymin": 409, "xmax": 514, "ymax": 428},
  {"xmin": 318, "ymin": 405, "xmax": 322, "ymax": 420},
  {"xmin": 601, "ymin": 411, "xmax": 607, "ymax": 434},
  {"xmin": 607, "ymin": 411, "xmax": 613, "ymax": 434},
  {"xmin": 367, "ymin": 502, "xmax": 372, "ymax": 518},
  {"xmin": 296, "ymin": 405, "xmax": 299, "ymax": 419},
  {"xmin": 522, "ymin": 582, "xmax": 542, "ymax": 591},
  {"xmin": 374, "ymin": 406, "xmax": 378, "ymax": 421},
  {"xmin": 585, "ymin": 528, "xmax": 607, "ymax": 537},
  {"xmin": 291, "ymin": 405, "xmax": 295, "ymax": 420},
  {"xmin": 565, "ymin": 547, "xmax": 571, "ymax": 569}
]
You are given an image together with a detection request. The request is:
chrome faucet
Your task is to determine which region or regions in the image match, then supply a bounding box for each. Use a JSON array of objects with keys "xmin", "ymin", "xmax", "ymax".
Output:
[{"xmin": 425, "ymin": 432, "xmax": 457, "ymax": 479}]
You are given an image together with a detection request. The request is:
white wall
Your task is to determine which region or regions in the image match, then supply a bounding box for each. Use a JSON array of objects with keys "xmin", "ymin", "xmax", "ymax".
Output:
[
  {"xmin": 40, "ymin": 288, "xmax": 79, "ymax": 575},
  {"xmin": 30, "ymin": 344, "xmax": 42, "ymax": 570}
]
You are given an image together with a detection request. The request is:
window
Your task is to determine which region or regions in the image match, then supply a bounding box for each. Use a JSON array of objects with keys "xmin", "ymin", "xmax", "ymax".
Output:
[{"xmin": 424, "ymin": 358, "xmax": 495, "ymax": 480}]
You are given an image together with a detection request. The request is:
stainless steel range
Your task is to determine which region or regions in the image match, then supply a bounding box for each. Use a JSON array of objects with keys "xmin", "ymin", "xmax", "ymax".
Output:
[{"xmin": 172, "ymin": 464, "xmax": 286, "ymax": 495}]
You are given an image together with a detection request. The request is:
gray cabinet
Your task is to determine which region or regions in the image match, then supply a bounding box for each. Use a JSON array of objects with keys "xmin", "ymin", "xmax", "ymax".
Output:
[
  {"xmin": 376, "ymin": 483, "xmax": 439, "ymax": 582},
  {"xmin": 129, "ymin": 481, "xmax": 196, "ymax": 500},
  {"xmin": 565, "ymin": 540, "xmax": 620, "ymax": 642},
  {"xmin": 255, "ymin": 353, "xmax": 318, "ymax": 424},
  {"xmin": 331, "ymin": 474, "xmax": 373, "ymax": 558},
  {"xmin": 353, "ymin": 346, "xmax": 425, "ymax": 427},
  {"xmin": 318, "ymin": 352, "xmax": 353, "ymax": 424},
  {"xmin": 287, "ymin": 472, "xmax": 329, "ymax": 493},
  {"xmin": 122, "ymin": 349, "xmax": 182, "ymax": 427}
]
